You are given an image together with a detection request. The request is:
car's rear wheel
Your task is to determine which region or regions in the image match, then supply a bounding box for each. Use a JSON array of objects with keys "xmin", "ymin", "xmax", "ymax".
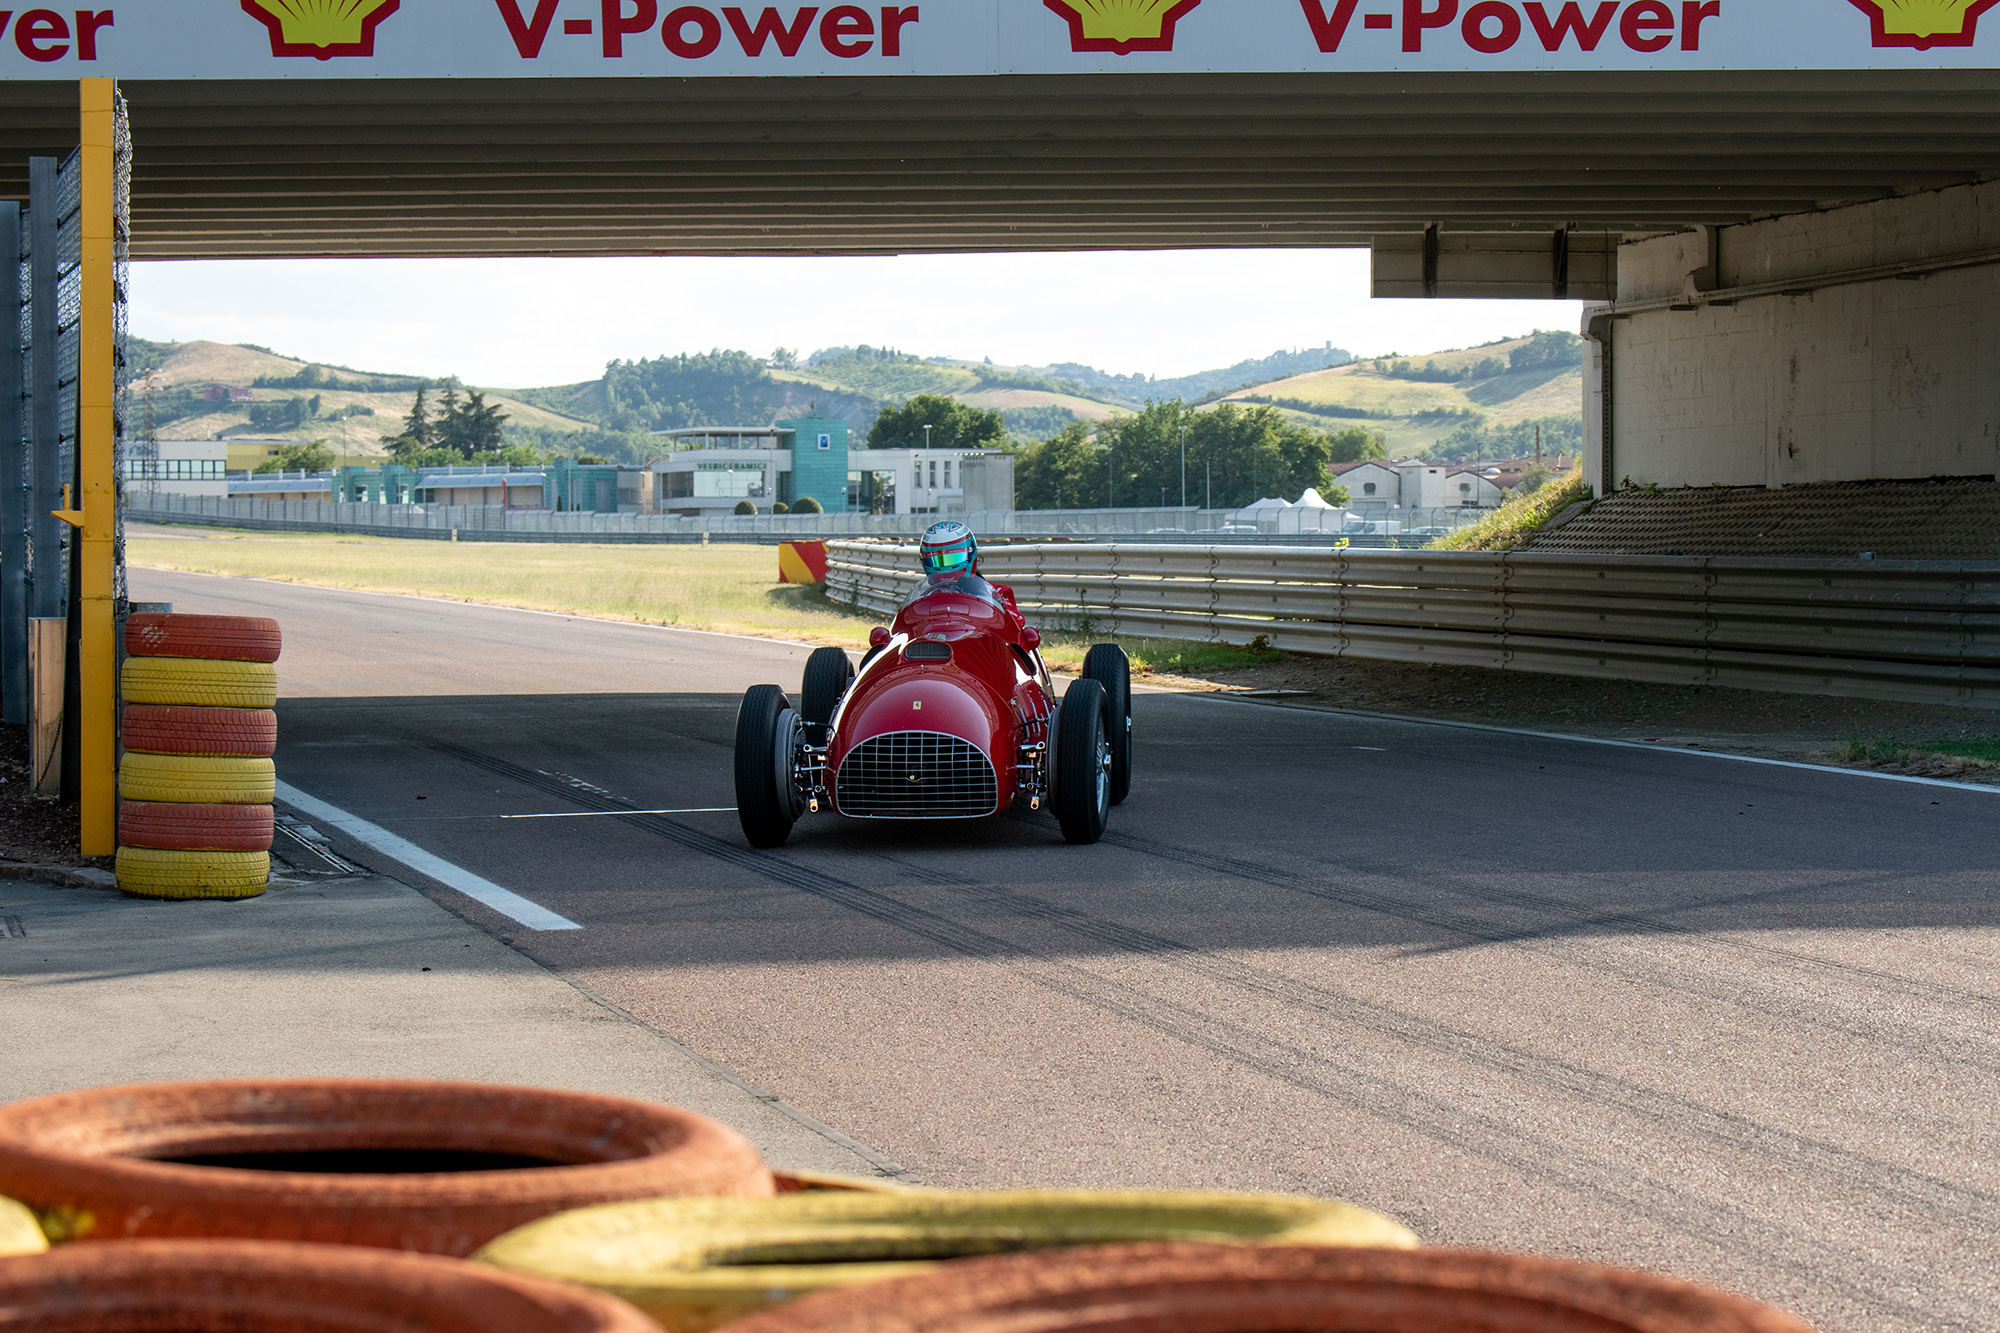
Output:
[
  {"xmin": 799, "ymin": 647, "xmax": 855, "ymax": 743},
  {"xmin": 734, "ymin": 685, "xmax": 805, "ymax": 848},
  {"xmin": 1052, "ymin": 678, "xmax": 1110, "ymax": 845},
  {"xmin": 1081, "ymin": 643, "xmax": 1131, "ymax": 805}
]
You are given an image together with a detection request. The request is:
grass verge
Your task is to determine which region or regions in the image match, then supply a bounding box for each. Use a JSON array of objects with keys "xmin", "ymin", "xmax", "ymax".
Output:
[
  {"xmin": 1823, "ymin": 735, "xmax": 2000, "ymax": 782},
  {"xmin": 1428, "ymin": 468, "xmax": 1590, "ymax": 551},
  {"xmin": 129, "ymin": 525, "xmax": 1289, "ymax": 677}
]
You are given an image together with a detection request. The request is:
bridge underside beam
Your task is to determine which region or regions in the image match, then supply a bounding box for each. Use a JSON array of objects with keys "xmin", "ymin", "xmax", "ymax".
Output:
[{"xmin": 4, "ymin": 71, "xmax": 2000, "ymax": 258}]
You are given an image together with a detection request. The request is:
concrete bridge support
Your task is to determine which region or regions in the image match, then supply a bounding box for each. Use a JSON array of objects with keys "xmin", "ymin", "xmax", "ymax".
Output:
[{"xmin": 1584, "ymin": 179, "xmax": 2000, "ymax": 497}]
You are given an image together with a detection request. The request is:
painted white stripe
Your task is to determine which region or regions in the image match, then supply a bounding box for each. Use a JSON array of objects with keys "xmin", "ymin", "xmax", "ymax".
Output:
[
  {"xmin": 274, "ymin": 780, "xmax": 583, "ymax": 931},
  {"xmin": 499, "ymin": 807, "xmax": 736, "ymax": 819},
  {"xmin": 1203, "ymin": 694, "xmax": 2000, "ymax": 796}
]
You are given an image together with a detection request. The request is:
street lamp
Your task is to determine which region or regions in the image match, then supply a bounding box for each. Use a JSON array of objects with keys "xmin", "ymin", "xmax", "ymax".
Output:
[
  {"xmin": 1179, "ymin": 421, "xmax": 1187, "ymax": 511},
  {"xmin": 922, "ymin": 424, "xmax": 932, "ymax": 450}
]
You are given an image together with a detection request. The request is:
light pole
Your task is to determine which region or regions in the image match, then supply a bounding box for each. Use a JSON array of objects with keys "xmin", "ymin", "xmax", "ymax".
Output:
[
  {"xmin": 1106, "ymin": 448, "xmax": 1113, "ymax": 510},
  {"xmin": 1179, "ymin": 421, "xmax": 1187, "ymax": 511},
  {"xmin": 922, "ymin": 423, "xmax": 932, "ymax": 450},
  {"xmin": 1205, "ymin": 460, "xmax": 1211, "ymax": 511}
]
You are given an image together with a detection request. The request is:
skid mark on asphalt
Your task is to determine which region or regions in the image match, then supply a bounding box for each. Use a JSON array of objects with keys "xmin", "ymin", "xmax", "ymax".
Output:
[
  {"xmin": 414, "ymin": 737, "xmax": 1981, "ymax": 1328},
  {"xmin": 1104, "ymin": 831, "xmax": 2000, "ymax": 1075}
]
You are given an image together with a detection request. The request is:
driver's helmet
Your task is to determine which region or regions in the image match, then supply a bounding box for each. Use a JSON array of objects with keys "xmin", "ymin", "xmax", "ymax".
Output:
[{"xmin": 919, "ymin": 521, "xmax": 978, "ymax": 585}]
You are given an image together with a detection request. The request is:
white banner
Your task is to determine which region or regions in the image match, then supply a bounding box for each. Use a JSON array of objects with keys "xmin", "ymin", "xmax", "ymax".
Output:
[{"xmin": 0, "ymin": 0, "xmax": 1992, "ymax": 78}]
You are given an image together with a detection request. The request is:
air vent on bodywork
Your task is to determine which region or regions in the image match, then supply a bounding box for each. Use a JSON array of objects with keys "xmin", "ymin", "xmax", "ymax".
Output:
[
  {"xmin": 903, "ymin": 640, "xmax": 953, "ymax": 662},
  {"xmin": 836, "ymin": 731, "xmax": 997, "ymax": 818}
]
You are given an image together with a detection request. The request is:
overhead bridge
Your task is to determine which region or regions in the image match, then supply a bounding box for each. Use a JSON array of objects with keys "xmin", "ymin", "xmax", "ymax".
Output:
[{"xmin": 5, "ymin": 71, "xmax": 2000, "ymax": 263}]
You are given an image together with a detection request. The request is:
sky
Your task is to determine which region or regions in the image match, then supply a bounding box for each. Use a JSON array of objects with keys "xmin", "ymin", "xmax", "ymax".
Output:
[{"xmin": 128, "ymin": 250, "xmax": 1583, "ymax": 389}]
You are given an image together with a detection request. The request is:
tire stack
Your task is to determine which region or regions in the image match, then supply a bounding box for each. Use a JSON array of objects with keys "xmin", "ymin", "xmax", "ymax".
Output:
[{"xmin": 115, "ymin": 613, "xmax": 281, "ymax": 901}]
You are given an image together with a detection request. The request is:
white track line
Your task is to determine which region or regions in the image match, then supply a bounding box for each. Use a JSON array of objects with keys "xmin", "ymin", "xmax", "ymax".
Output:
[
  {"xmin": 275, "ymin": 781, "xmax": 583, "ymax": 931},
  {"xmin": 1200, "ymin": 694, "xmax": 2000, "ymax": 796}
]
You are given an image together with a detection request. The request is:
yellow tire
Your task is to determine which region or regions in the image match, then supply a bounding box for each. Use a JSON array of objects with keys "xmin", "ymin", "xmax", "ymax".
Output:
[
  {"xmin": 473, "ymin": 1189, "xmax": 1416, "ymax": 1333},
  {"xmin": 114, "ymin": 847, "xmax": 270, "ymax": 900},
  {"xmin": 118, "ymin": 754, "xmax": 275, "ymax": 804},
  {"xmin": 0, "ymin": 1195, "xmax": 48, "ymax": 1256},
  {"xmin": 121, "ymin": 656, "xmax": 278, "ymax": 708}
]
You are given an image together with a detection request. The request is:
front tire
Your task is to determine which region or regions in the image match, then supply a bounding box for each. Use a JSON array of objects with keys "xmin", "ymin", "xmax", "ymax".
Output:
[
  {"xmin": 1081, "ymin": 643, "xmax": 1131, "ymax": 805},
  {"xmin": 735, "ymin": 684, "xmax": 804, "ymax": 848},
  {"xmin": 1052, "ymin": 678, "xmax": 1111, "ymax": 845},
  {"xmin": 800, "ymin": 647, "xmax": 855, "ymax": 742}
]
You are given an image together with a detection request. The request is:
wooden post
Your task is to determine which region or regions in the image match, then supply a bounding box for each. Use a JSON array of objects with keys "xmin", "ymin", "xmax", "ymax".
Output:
[
  {"xmin": 76, "ymin": 79, "xmax": 117, "ymax": 853},
  {"xmin": 29, "ymin": 617, "xmax": 64, "ymax": 796}
]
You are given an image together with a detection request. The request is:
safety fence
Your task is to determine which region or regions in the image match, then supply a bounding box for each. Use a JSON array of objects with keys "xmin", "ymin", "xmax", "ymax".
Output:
[
  {"xmin": 121, "ymin": 494, "xmax": 1448, "ymax": 545},
  {"xmin": 826, "ymin": 541, "xmax": 2000, "ymax": 707}
]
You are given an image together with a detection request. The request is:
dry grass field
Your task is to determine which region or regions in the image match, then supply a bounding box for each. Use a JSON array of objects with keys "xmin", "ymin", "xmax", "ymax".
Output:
[{"xmin": 126, "ymin": 525, "xmax": 1279, "ymax": 677}]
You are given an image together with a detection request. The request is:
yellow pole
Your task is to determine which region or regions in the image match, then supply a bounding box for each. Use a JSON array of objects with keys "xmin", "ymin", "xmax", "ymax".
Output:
[{"xmin": 76, "ymin": 78, "xmax": 116, "ymax": 854}]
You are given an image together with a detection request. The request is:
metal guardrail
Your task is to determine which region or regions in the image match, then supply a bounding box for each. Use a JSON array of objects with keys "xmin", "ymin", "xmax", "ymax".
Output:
[
  {"xmin": 826, "ymin": 541, "xmax": 2000, "ymax": 707},
  {"xmin": 124, "ymin": 494, "xmax": 1455, "ymax": 546}
]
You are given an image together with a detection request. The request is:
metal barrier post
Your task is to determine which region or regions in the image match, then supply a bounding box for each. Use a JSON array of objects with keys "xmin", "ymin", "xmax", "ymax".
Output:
[
  {"xmin": 0, "ymin": 201, "xmax": 23, "ymax": 723},
  {"xmin": 74, "ymin": 79, "xmax": 116, "ymax": 853}
]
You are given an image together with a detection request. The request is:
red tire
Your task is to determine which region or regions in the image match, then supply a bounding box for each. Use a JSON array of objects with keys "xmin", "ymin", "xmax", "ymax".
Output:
[
  {"xmin": 119, "ymin": 800, "xmax": 275, "ymax": 852},
  {"xmin": 0, "ymin": 1079, "xmax": 775, "ymax": 1255},
  {"xmin": 720, "ymin": 1243, "xmax": 1817, "ymax": 1333},
  {"xmin": 125, "ymin": 613, "xmax": 282, "ymax": 663},
  {"xmin": 0, "ymin": 1240, "xmax": 660, "ymax": 1333},
  {"xmin": 122, "ymin": 704, "xmax": 277, "ymax": 757}
]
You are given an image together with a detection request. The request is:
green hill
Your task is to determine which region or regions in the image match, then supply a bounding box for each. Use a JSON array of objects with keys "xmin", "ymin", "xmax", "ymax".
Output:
[
  {"xmin": 1219, "ymin": 331, "xmax": 1583, "ymax": 460},
  {"xmin": 127, "ymin": 331, "xmax": 1581, "ymax": 466}
]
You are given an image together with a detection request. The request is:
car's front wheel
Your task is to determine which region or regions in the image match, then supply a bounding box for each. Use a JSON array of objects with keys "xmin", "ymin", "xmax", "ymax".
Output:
[
  {"xmin": 1052, "ymin": 678, "xmax": 1111, "ymax": 845},
  {"xmin": 734, "ymin": 684, "xmax": 805, "ymax": 848}
]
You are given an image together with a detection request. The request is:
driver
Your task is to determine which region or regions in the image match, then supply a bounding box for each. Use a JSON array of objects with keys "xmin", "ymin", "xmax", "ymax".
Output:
[{"xmin": 917, "ymin": 520, "xmax": 1027, "ymax": 633}]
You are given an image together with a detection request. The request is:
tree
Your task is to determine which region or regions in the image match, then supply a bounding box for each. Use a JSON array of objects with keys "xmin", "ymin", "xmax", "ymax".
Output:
[
  {"xmin": 449, "ymin": 390, "xmax": 508, "ymax": 456},
  {"xmin": 1013, "ymin": 421, "xmax": 1104, "ymax": 511},
  {"xmin": 771, "ymin": 501, "xmax": 790, "ymax": 513},
  {"xmin": 791, "ymin": 495, "xmax": 824, "ymax": 514},
  {"xmin": 403, "ymin": 385, "xmax": 434, "ymax": 446},
  {"xmin": 865, "ymin": 393, "xmax": 1005, "ymax": 451},
  {"xmin": 733, "ymin": 499, "xmax": 757, "ymax": 515},
  {"xmin": 770, "ymin": 347, "xmax": 798, "ymax": 370},
  {"xmin": 1326, "ymin": 426, "xmax": 1388, "ymax": 465},
  {"xmin": 1030, "ymin": 399, "xmax": 1347, "ymax": 512},
  {"xmin": 253, "ymin": 440, "xmax": 335, "ymax": 473}
]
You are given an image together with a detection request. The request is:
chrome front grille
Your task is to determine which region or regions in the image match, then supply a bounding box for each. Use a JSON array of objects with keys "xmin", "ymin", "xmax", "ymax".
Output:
[{"xmin": 835, "ymin": 730, "xmax": 998, "ymax": 818}]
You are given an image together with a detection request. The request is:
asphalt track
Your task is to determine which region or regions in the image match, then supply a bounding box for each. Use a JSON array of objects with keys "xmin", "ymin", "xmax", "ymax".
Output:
[{"xmin": 134, "ymin": 566, "xmax": 2000, "ymax": 1333}]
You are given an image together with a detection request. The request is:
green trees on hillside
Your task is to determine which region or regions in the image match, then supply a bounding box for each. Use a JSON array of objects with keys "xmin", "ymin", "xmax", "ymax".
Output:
[
  {"xmin": 252, "ymin": 440, "xmax": 335, "ymax": 473},
  {"xmin": 1013, "ymin": 401, "xmax": 1381, "ymax": 511},
  {"xmin": 865, "ymin": 393, "xmax": 1006, "ymax": 451},
  {"xmin": 390, "ymin": 380, "xmax": 511, "ymax": 465},
  {"xmin": 601, "ymin": 351, "xmax": 787, "ymax": 431}
]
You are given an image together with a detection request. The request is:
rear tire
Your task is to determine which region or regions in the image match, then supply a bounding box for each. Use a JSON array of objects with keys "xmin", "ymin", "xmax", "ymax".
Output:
[
  {"xmin": 1081, "ymin": 643, "xmax": 1131, "ymax": 805},
  {"xmin": 735, "ymin": 685, "xmax": 804, "ymax": 848},
  {"xmin": 800, "ymin": 647, "xmax": 855, "ymax": 742},
  {"xmin": 1052, "ymin": 678, "xmax": 1110, "ymax": 845}
]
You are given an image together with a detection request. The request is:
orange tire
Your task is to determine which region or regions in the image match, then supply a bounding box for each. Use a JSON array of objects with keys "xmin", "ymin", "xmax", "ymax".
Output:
[
  {"xmin": 119, "ymin": 801, "xmax": 275, "ymax": 852},
  {"xmin": 0, "ymin": 1239, "xmax": 660, "ymax": 1333},
  {"xmin": 0, "ymin": 1079, "xmax": 776, "ymax": 1256},
  {"xmin": 122, "ymin": 705, "xmax": 277, "ymax": 757},
  {"xmin": 125, "ymin": 613, "xmax": 281, "ymax": 663}
]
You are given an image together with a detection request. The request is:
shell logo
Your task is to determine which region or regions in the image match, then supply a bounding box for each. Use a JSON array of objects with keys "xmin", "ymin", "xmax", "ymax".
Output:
[
  {"xmin": 1845, "ymin": 0, "xmax": 1998, "ymax": 46},
  {"xmin": 239, "ymin": 0, "xmax": 403, "ymax": 58},
  {"xmin": 1041, "ymin": 0, "xmax": 1202, "ymax": 52}
]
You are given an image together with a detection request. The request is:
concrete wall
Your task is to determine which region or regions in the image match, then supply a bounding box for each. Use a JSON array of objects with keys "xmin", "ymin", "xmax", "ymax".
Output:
[{"xmin": 1595, "ymin": 178, "xmax": 2000, "ymax": 491}]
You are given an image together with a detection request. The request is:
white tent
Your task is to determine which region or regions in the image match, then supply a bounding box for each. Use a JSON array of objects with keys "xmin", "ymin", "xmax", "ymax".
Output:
[
  {"xmin": 1231, "ymin": 495, "xmax": 1292, "ymax": 524},
  {"xmin": 1277, "ymin": 487, "xmax": 1350, "ymax": 533}
]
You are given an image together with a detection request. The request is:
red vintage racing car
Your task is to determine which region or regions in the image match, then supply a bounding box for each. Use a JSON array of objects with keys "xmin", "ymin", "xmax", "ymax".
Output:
[{"xmin": 733, "ymin": 561, "xmax": 1131, "ymax": 847}]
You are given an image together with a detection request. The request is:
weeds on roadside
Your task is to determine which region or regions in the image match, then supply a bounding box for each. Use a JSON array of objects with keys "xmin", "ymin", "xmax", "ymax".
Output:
[{"xmin": 1429, "ymin": 468, "xmax": 1590, "ymax": 552}]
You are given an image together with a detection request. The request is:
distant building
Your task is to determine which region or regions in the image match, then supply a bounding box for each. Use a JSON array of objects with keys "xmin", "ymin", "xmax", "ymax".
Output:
[
  {"xmin": 649, "ymin": 420, "xmax": 1009, "ymax": 517},
  {"xmin": 120, "ymin": 440, "xmax": 227, "ymax": 497},
  {"xmin": 201, "ymin": 384, "xmax": 253, "ymax": 403}
]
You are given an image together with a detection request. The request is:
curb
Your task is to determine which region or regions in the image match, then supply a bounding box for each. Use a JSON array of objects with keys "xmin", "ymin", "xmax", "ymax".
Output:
[{"xmin": 0, "ymin": 863, "xmax": 118, "ymax": 890}]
